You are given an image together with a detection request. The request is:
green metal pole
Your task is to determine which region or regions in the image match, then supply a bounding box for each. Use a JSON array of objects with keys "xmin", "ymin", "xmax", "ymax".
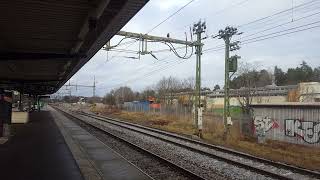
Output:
[
  {"xmin": 198, "ymin": 32, "xmax": 203, "ymax": 137},
  {"xmin": 195, "ymin": 36, "xmax": 200, "ymax": 130},
  {"xmin": 224, "ymin": 37, "xmax": 230, "ymax": 131},
  {"xmin": 194, "ymin": 26, "xmax": 202, "ymax": 136}
]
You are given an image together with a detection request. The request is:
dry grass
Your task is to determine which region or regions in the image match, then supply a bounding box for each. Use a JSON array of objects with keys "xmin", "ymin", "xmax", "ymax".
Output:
[
  {"xmin": 110, "ymin": 111, "xmax": 197, "ymax": 135},
  {"xmin": 91, "ymin": 106, "xmax": 320, "ymax": 171},
  {"xmin": 201, "ymin": 119, "xmax": 320, "ymax": 171}
]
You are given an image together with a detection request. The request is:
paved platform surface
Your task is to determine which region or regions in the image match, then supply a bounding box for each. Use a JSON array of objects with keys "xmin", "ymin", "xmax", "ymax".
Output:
[
  {"xmin": 0, "ymin": 110, "xmax": 84, "ymax": 180},
  {"xmin": 50, "ymin": 106, "xmax": 152, "ymax": 180}
]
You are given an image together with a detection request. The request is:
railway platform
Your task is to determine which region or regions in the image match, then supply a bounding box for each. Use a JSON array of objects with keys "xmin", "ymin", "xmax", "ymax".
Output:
[
  {"xmin": 0, "ymin": 109, "xmax": 84, "ymax": 180},
  {"xmin": 0, "ymin": 107, "xmax": 151, "ymax": 180},
  {"xmin": 50, "ymin": 106, "xmax": 151, "ymax": 180}
]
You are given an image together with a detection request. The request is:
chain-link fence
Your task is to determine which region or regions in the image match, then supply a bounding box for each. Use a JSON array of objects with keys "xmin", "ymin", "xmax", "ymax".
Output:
[
  {"xmin": 123, "ymin": 102, "xmax": 192, "ymax": 121},
  {"xmin": 122, "ymin": 101, "xmax": 253, "ymax": 139}
]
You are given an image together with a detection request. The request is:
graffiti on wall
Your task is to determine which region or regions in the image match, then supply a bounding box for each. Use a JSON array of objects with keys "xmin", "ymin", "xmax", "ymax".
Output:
[
  {"xmin": 285, "ymin": 119, "xmax": 320, "ymax": 144},
  {"xmin": 254, "ymin": 116, "xmax": 279, "ymax": 133}
]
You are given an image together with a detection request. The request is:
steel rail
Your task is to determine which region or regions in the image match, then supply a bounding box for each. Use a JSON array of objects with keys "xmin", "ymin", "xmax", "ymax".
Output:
[
  {"xmin": 77, "ymin": 111, "xmax": 320, "ymax": 180},
  {"xmin": 54, "ymin": 107, "xmax": 209, "ymax": 180}
]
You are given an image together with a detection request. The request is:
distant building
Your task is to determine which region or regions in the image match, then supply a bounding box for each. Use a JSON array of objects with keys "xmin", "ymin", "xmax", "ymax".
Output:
[
  {"xmin": 206, "ymin": 82, "xmax": 320, "ymax": 109},
  {"xmin": 162, "ymin": 82, "xmax": 320, "ymax": 109},
  {"xmin": 296, "ymin": 82, "xmax": 320, "ymax": 102}
]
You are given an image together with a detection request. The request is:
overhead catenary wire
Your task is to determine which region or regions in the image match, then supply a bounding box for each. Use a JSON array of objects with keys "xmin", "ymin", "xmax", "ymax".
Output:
[
  {"xmin": 107, "ymin": 40, "xmax": 138, "ymax": 61},
  {"xmin": 109, "ymin": 43, "xmax": 195, "ymax": 56},
  {"xmin": 108, "ymin": 48, "xmax": 138, "ymax": 53},
  {"xmin": 105, "ymin": 22, "xmax": 206, "ymax": 93},
  {"xmin": 168, "ymin": 0, "xmax": 252, "ymax": 35},
  {"xmin": 203, "ymin": 22, "xmax": 320, "ymax": 54},
  {"xmin": 203, "ymin": 7, "xmax": 320, "ymax": 53},
  {"xmin": 101, "ymin": 55, "xmax": 194, "ymax": 90},
  {"xmin": 115, "ymin": 39, "xmax": 139, "ymax": 47},
  {"xmin": 105, "ymin": 37, "xmax": 130, "ymax": 49},
  {"xmin": 96, "ymin": 0, "xmax": 320, "ymax": 95},
  {"xmin": 240, "ymin": 10, "xmax": 320, "ymax": 39},
  {"xmin": 97, "ymin": 55, "xmax": 175, "ymax": 89},
  {"xmin": 105, "ymin": 0, "xmax": 317, "ymax": 91},
  {"xmin": 210, "ymin": 0, "xmax": 251, "ymax": 16},
  {"xmin": 145, "ymin": 2, "xmax": 320, "ymax": 56},
  {"xmin": 205, "ymin": 0, "xmax": 320, "ymax": 40},
  {"xmin": 146, "ymin": 0, "xmax": 197, "ymax": 34},
  {"xmin": 237, "ymin": 1, "xmax": 320, "ymax": 33},
  {"xmin": 107, "ymin": 0, "xmax": 198, "ymax": 62},
  {"xmin": 162, "ymin": 42, "xmax": 194, "ymax": 59},
  {"xmin": 237, "ymin": 0, "xmax": 319, "ymax": 28},
  {"xmin": 241, "ymin": 24, "xmax": 320, "ymax": 45},
  {"xmin": 101, "ymin": 54, "xmax": 187, "ymax": 86},
  {"xmin": 101, "ymin": 33, "xmax": 197, "ymax": 84},
  {"xmin": 105, "ymin": 10, "xmax": 199, "ymax": 82},
  {"xmin": 152, "ymin": 46, "xmax": 187, "ymax": 53},
  {"xmin": 239, "ymin": 6, "xmax": 320, "ymax": 34},
  {"xmin": 240, "ymin": 20, "xmax": 320, "ymax": 43},
  {"xmin": 100, "ymin": 53, "xmax": 185, "ymax": 85},
  {"xmin": 100, "ymin": 32, "xmax": 200, "ymax": 89}
]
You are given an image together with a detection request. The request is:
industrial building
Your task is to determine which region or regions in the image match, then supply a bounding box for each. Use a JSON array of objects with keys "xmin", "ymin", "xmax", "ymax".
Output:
[{"xmin": 206, "ymin": 82, "xmax": 320, "ymax": 109}]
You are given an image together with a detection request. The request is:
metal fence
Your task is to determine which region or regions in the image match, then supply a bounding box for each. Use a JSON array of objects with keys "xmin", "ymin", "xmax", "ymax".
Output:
[
  {"xmin": 122, "ymin": 102, "xmax": 246, "ymax": 138},
  {"xmin": 62, "ymin": 101, "xmax": 320, "ymax": 147},
  {"xmin": 251, "ymin": 104, "xmax": 320, "ymax": 147},
  {"xmin": 123, "ymin": 102, "xmax": 193, "ymax": 121}
]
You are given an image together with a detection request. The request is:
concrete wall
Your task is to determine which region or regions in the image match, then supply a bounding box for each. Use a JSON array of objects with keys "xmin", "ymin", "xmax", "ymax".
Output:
[
  {"xmin": 252, "ymin": 105, "xmax": 320, "ymax": 147},
  {"xmin": 298, "ymin": 82, "xmax": 320, "ymax": 102},
  {"xmin": 207, "ymin": 95, "xmax": 287, "ymax": 109}
]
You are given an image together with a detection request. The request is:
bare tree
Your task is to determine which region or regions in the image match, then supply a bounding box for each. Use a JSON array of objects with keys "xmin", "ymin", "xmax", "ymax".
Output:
[
  {"xmin": 155, "ymin": 76, "xmax": 182, "ymax": 104},
  {"xmin": 181, "ymin": 77, "xmax": 195, "ymax": 92},
  {"xmin": 103, "ymin": 90, "xmax": 116, "ymax": 105},
  {"xmin": 233, "ymin": 62, "xmax": 259, "ymax": 114},
  {"xmin": 113, "ymin": 86, "xmax": 134, "ymax": 104},
  {"xmin": 87, "ymin": 96, "xmax": 102, "ymax": 104},
  {"xmin": 140, "ymin": 87, "xmax": 156, "ymax": 101}
]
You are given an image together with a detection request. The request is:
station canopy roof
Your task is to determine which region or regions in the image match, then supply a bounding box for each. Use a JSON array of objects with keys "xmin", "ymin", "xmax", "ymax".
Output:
[{"xmin": 0, "ymin": 0, "xmax": 148, "ymax": 95}]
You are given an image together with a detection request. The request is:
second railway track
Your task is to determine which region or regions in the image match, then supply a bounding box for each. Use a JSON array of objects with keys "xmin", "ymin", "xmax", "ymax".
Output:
[{"xmin": 55, "ymin": 106, "xmax": 320, "ymax": 180}]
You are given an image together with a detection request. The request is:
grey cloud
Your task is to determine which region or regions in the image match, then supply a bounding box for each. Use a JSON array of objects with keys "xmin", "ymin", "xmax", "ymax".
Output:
[{"xmin": 60, "ymin": 0, "xmax": 320, "ymax": 97}]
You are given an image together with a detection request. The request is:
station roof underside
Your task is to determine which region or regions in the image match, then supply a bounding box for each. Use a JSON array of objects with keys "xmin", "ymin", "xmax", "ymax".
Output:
[{"xmin": 0, "ymin": 0, "xmax": 148, "ymax": 95}]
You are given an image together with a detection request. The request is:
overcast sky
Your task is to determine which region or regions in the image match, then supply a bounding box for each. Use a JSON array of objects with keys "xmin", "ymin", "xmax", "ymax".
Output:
[{"xmin": 57, "ymin": 0, "xmax": 320, "ymax": 97}]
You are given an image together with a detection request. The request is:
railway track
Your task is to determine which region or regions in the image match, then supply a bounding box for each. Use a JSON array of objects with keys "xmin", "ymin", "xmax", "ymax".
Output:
[
  {"xmin": 54, "ymin": 106, "xmax": 320, "ymax": 180},
  {"xmin": 76, "ymin": 111, "xmax": 320, "ymax": 180},
  {"xmin": 54, "ymin": 106, "xmax": 210, "ymax": 180}
]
